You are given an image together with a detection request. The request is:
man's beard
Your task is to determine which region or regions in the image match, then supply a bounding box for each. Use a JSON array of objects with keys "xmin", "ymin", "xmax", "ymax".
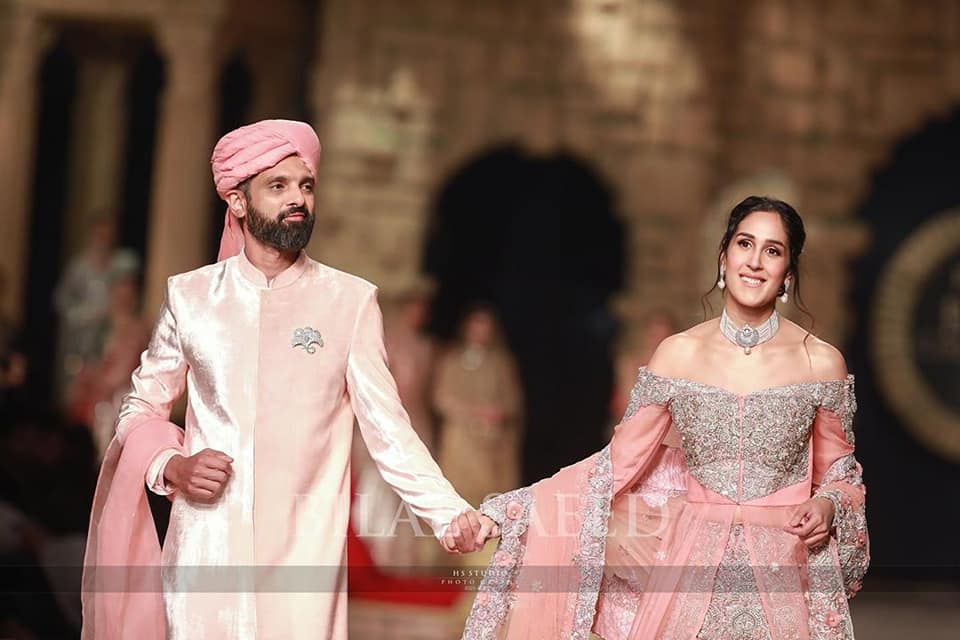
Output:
[{"xmin": 244, "ymin": 202, "xmax": 315, "ymax": 252}]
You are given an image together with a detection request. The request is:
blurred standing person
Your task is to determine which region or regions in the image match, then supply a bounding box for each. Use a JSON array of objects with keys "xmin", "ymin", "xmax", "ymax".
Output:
[
  {"xmin": 52, "ymin": 217, "xmax": 119, "ymax": 404},
  {"xmin": 383, "ymin": 282, "xmax": 438, "ymax": 450},
  {"xmin": 66, "ymin": 252, "xmax": 150, "ymax": 457},
  {"xmin": 435, "ymin": 304, "xmax": 523, "ymax": 508}
]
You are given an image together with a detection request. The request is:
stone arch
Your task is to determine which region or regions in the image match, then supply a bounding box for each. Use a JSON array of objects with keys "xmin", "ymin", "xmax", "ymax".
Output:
[{"xmin": 423, "ymin": 143, "xmax": 625, "ymax": 482}]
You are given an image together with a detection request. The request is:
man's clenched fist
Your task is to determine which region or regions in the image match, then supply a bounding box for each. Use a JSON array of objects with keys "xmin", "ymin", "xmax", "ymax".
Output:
[{"xmin": 164, "ymin": 448, "xmax": 233, "ymax": 504}]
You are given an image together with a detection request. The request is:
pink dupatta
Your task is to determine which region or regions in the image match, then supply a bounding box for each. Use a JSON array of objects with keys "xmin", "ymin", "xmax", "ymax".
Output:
[{"xmin": 81, "ymin": 418, "xmax": 185, "ymax": 639}]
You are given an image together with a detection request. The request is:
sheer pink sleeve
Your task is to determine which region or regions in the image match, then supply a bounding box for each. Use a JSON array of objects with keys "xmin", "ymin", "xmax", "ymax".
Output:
[
  {"xmin": 610, "ymin": 369, "xmax": 675, "ymax": 497},
  {"xmin": 812, "ymin": 376, "xmax": 869, "ymax": 598}
]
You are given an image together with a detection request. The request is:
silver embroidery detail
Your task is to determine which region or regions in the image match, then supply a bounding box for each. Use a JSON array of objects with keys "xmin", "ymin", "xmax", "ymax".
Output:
[
  {"xmin": 570, "ymin": 446, "xmax": 614, "ymax": 640},
  {"xmin": 813, "ymin": 455, "xmax": 868, "ymax": 599},
  {"xmin": 806, "ymin": 540, "xmax": 856, "ymax": 639},
  {"xmin": 697, "ymin": 525, "xmax": 775, "ymax": 640},
  {"xmin": 818, "ymin": 375, "xmax": 857, "ymax": 445},
  {"xmin": 623, "ymin": 368, "xmax": 675, "ymax": 419},
  {"xmin": 642, "ymin": 369, "xmax": 857, "ymax": 503},
  {"xmin": 463, "ymin": 487, "xmax": 532, "ymax": 640}
]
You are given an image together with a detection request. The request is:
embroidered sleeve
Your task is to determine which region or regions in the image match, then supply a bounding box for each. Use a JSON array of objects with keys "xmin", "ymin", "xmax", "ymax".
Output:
[
  {"xmin": 818, "ymin": 375, "xmax": 857, "ymax": 446},
  {"xmin": 465, "ymin": 487, "xmax": 533, "ymax": 640},
  {"xmin": 812, "ymin": 377, "xmax": 868, "ymax": 599},
  {"xmin": 622, "ymin": 368, "xmax": 674, "ymax": 420}
]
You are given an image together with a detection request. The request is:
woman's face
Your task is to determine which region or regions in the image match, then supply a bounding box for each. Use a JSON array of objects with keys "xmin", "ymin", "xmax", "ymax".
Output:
[
  {"xmin": 721, "ymin": 210, "xmax": 791, "ymax": 309},
  {"xmin": 464, "ymin": 311, "xmax": 495, "ymax": 346}
]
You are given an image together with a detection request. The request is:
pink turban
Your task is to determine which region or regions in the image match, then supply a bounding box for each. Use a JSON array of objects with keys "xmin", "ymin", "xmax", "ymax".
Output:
[{"xmin": 210, "ymin": 119, "xmax": 321, "ymax": 261}]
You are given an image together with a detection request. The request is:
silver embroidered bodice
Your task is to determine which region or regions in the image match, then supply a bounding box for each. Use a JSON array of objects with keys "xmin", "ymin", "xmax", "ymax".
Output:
[{"xmin": 627, "ymin": 368, "xmax": 856, "ymax": 503}]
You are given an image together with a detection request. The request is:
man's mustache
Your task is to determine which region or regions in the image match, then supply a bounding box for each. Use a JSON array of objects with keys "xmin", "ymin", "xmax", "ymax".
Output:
[{"xmin": 279, "ymin": 206, "xmax": 312, "ymax": 221}]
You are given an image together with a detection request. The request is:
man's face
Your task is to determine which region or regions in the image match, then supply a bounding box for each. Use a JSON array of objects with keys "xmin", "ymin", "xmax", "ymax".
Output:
[{"xmin": 242, "ymin": 155, "xmax": 316, "ymax": 252}]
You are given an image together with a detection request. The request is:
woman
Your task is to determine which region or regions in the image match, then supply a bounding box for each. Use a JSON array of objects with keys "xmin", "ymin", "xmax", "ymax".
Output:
[
  {"xmin": 435, "ymin": 304, "xmax": 523, "ymax": 508},
  {"xmin": 455, "ymin": 196, "xmax": 868, "ymax": 639}
]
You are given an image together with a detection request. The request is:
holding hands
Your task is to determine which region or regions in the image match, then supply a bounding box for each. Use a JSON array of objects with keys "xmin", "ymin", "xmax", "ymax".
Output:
[{"xmin": 441, "ymin": 510, "xmax": 500, "ymax": 553}]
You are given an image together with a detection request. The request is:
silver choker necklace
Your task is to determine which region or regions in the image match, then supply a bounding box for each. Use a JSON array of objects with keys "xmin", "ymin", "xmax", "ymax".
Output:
[{"xmin": 720, "ymin": 309, "xmax": 779, "ymax": 355}]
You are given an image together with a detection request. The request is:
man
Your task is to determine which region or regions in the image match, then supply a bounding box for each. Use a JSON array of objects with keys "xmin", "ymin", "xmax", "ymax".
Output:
[{"xmin": 81, "ymin": 120, "xmax": 494, "ymax": 639}]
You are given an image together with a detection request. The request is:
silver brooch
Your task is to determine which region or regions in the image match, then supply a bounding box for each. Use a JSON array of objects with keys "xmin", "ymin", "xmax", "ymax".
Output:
[{"xmin": 291, "ymin": 327, "xmax": 323, "ymax": 354}]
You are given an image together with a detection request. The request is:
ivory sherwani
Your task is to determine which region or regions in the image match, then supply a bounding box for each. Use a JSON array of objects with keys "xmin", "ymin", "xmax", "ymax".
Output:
[{"xmin": 87, "ymin": 249, "xmax": 471, "ymax": 639}]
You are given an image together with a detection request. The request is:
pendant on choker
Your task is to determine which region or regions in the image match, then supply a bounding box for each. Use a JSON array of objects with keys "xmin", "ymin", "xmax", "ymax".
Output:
[{"xmin": 720, "ymin": 309, "xmax": 779, "ymax": 355}]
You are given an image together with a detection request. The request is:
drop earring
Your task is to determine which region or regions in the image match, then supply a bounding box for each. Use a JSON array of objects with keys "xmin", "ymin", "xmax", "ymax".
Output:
[
  {"xmin": 779, "ymin": 280, "xmax": 790, "ymax": 304},
  {"xmin": 717, "ymin": 265, "xmax": 726, "ymax": 290}
]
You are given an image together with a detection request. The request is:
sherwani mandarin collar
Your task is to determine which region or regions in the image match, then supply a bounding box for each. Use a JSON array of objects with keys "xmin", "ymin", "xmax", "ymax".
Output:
[{"xmin": 235, "ymin": 247, "xmax": 309, "ymax": 289}]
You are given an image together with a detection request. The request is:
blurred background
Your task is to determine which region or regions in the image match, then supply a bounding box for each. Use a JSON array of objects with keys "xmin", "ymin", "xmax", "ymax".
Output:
[{"xmin": 1, "ymin": 0, "xmax": 959, "ymax": 638}]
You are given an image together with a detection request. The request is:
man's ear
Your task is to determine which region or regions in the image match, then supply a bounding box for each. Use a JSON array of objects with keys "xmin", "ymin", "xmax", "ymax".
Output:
[{"xmin": 225, "ymin": 191, "xmax": 247, "ymax": 219}]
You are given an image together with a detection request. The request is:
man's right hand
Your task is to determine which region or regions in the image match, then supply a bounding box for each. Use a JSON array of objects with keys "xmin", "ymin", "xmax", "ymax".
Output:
[
  {"xmin": 164, "ymin": 448, "xmax": 233, "ymax": 503},
  {"xmin": 441, "ymin": 511, "xmax": 500, "ymax": 554}
]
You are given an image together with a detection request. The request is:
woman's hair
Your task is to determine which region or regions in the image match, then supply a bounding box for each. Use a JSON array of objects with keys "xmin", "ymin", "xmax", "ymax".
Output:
[{"xmin": 702, "ymin": 195, "xmax": 813, "ymax": 328}]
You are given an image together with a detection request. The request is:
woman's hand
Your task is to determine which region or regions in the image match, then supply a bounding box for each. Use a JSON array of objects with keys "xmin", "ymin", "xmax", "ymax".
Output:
[{"xmin": 784, "ymin": 497, "xmax": 835, "ymax": 548}]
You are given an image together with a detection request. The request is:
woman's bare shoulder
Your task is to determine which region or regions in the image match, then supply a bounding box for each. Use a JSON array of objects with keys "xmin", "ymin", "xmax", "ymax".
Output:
[
  {"xmin": 647, "ymin": 319, "xmax": 716, "ymax": 377},
  {"xmin": 806, "ymin": 335, "xmax": 848, "ymax": 381},
  {"xmin": 780, "ymin": 319, "xmax": 848, "ymax": 381}
]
